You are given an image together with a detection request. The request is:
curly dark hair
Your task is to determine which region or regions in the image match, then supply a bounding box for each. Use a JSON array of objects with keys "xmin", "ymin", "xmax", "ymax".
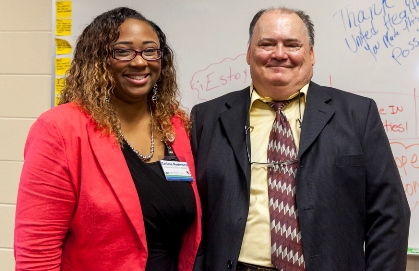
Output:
[{"xmin": 59, "ymin": 7, "xmax": 190, "ymax": 145}]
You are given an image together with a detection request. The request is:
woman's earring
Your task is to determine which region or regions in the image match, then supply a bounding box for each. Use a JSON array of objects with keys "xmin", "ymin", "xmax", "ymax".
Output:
[
  {"xmin": 105, "ymin": 89, "xmax": 110, "ymax": 104},
  {"xmin": 152, "ymin": 84, "xmax": 158, "ymax": 104}
]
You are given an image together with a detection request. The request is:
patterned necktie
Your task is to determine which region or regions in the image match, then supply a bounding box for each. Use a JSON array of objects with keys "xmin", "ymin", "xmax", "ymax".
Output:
[{"xmin": 267, "ymin": 99, "xmax": 305, "ymax": 270}]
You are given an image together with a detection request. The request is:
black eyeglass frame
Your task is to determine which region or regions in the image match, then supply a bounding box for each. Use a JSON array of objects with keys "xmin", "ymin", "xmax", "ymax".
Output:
[{"xmin": 111, "ymin": 48, "xmax": 164, "ymax": 61}]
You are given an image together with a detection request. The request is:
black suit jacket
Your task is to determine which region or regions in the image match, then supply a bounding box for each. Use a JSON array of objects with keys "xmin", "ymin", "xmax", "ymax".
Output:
[{"xmin": 191, "ymin": 82, "xmax": 410, "ymax": 271}]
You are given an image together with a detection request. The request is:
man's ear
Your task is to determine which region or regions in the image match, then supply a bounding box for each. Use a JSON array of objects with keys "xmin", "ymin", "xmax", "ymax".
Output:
[{"xmin": 246, "ymin": 45, "xmax": 251, "ymax": 65}]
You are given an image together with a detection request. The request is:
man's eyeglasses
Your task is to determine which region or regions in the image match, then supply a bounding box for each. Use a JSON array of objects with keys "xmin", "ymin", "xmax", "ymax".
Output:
[
  {"xmin": 250, "ymin": 159, "xmax": 298, "ymax": 172},
  {"xmin": 111, "ymin": 48, "xmax": 164, "ymax": 61},
  {"xmin": 245, "ymin": 125, "xmax": 298, "ymax": 172}
]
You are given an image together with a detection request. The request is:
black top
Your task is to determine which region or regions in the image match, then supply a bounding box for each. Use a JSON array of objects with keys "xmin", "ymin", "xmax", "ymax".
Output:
[{"xmin": 122, "ymin": 141, "xmax": 196, "ymax": 271}]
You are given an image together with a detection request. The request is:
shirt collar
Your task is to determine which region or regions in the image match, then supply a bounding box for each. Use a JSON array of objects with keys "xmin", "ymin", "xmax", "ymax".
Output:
[{"xmin": 249, "ymin": 82, "xmax": 309, "ymax": 109}]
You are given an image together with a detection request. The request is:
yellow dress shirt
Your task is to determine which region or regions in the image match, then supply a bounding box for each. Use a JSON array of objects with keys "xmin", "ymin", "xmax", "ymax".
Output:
[{"xmin": 238, "ymin": 83, "xmax": 308, "ymax": 266}]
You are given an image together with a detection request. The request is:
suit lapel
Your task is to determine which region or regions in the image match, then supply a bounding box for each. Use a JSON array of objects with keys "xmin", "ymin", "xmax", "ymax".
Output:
[
  {"xmin": 87, "ymin": 126, "xmax": 147, "ymax": 249},
  {"xmin": 299, "ymin": 83, "xmax": 335, "ymax": 158},
  {"xmin": 219, "ymin": 89, "xmax": 251, "ymax": 182}
]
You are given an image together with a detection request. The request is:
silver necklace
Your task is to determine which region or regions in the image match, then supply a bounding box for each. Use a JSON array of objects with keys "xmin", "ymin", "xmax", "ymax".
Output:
[{"xmin": 120, "ymin": 103, "xmax": 154, "ymax": 162}]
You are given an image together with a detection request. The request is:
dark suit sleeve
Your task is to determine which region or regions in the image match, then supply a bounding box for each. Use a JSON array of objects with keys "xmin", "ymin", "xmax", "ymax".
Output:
[
  {"xmin": 191, "ymin": 105, "xmax": 205, "ymax": 271},
  {"xmin": 191, "ymin": 105, "xmax": 199, "ymax": 159},
  {"xmin": 363, "ymin": 99, "xmax": 410, "ymax": 271},
  {"xmin": 192, "ymin": 243, "xmax": 204, "ymax": 271}
]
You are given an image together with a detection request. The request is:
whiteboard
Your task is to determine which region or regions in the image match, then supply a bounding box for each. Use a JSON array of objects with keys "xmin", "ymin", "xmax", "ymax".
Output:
[{"xmin": 65, "ymin": 0, "xmax": 419, "ymax": 252}]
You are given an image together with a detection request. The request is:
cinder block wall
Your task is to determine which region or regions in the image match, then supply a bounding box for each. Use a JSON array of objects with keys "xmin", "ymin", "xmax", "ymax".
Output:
[
  {"xmin": 0, "ymin": 0, "xmax": 52, "ymax": 270},
  {"xmin": 0, "ymin": 1, "xmax": 418, "ymax": 270}
]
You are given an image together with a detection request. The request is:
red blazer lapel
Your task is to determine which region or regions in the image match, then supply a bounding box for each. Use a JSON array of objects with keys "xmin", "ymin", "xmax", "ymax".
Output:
[
  {"xmin": 87, "ymin": 126, "xmax": 147, "ymax": 249},
  {"xmin": 171, "ymin": 118, "xmax": 195, "ymax": 178}
]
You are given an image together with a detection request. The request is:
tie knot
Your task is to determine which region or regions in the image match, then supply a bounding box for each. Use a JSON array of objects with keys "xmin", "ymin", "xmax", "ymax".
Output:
[
  {"xmin": 269, "ymin": 100, "xmax": 289, "ymax": 111},
  {"xmin": 268, "ymin": 93, "xmax": 303, "ymax": 111}
]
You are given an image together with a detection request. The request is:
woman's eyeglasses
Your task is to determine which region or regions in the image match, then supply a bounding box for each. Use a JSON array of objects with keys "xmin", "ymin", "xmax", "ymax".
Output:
[{"xmin": 111, "ymin": 48, "xmax": 164, "ymax": 61}]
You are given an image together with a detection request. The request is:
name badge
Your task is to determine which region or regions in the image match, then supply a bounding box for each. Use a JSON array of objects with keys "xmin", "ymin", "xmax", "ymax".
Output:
[{"xmin": 160, "ymin": 160, "xmax": 193, "ymax": 182}]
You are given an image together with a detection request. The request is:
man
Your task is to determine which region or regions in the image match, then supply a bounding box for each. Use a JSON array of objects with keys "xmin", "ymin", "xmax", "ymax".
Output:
[{"xmin": 191, "ymin": 7, "xmax": 410, "ymax": 271}]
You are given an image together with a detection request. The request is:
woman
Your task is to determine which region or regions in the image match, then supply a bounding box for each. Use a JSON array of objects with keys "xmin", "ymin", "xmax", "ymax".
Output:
[{"xmin": 14, "ymin": 7, "xmax": 201, "ymax": 271}]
